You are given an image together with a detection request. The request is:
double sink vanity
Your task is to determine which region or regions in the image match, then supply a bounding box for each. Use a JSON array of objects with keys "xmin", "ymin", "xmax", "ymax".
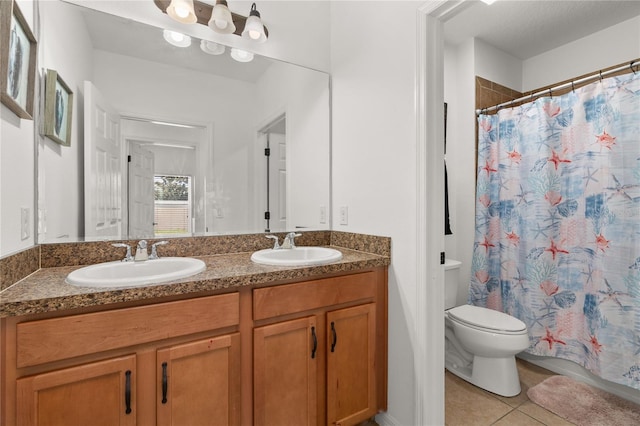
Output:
[{"xmin": 0, "ymin": 231, "xmax": 390, "ymax": 425}]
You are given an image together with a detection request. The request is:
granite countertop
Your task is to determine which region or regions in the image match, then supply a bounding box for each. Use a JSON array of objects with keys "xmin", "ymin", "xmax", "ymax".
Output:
[{"xmin": 0, "ymin": 246, "xmax": 389, "ymax": 318}]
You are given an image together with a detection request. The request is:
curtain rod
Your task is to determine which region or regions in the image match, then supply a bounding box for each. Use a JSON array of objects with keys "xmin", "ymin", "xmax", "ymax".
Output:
[{"xmin": 476, "ymin": 60, "xmax": 639, "ymax": 115}]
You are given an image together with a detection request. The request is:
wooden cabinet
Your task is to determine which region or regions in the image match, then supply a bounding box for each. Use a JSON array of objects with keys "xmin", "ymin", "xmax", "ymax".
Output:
[
  {"xmin": 16, "ymin": 355, "xmax": 137, "ymax": 426},
  {"xmin": 326, "ymin": 304, "xmax": 376, "ymax": 426},
  {"xmin": 157, "ymin": 333, "xmax": 241, "ymax": 426},
  {"xmin": 2, "ymin": 268, "xmax": 387, "ymax": 426},
  {"xmin": 253, "ymin": 316, "xmax": 318, "ymax": 425},
  {"xmin": 252, "ymin": 270, "xmax": 386, "ymax": 426},
  {"xmin": 4, "ymin": 294, "xmax": 240, "ymax": 426}
]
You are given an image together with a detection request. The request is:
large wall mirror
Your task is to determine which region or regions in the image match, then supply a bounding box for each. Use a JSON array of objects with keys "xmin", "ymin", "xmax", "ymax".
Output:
[{"xmin": 37, "ymin": 0, "xmax": 330, "ymax": 243}]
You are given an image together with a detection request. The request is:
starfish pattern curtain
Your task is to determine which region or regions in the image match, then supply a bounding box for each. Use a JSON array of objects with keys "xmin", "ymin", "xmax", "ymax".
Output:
[{"xmin": 470, "ymin": 71, "xmax": 640, "ymax": 390}]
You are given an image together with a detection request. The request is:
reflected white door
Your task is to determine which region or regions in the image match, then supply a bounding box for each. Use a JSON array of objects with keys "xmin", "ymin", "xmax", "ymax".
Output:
[
  {"xmin": 269, "ymin": 133, "xmax": 287, "ymax": 232},
  {"xmin": 84, "ymin": 81, "xmax": 122, "ymax": 239},
  {"xmin": 128, "ymin": 142, "xmax": 155, "ymax": 238}
]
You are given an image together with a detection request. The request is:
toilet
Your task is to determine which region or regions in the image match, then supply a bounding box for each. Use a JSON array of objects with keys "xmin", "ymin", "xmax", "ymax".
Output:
[{"xmin": 444, "ymin": 259, "xmax": 529, "ymax": 397}]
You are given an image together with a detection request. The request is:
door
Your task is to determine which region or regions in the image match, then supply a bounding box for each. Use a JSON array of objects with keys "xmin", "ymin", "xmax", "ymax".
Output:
[
  {"xmin": 327, "ymin": 304, "xmax": 377, "ymax": 426},
  {"xmin": 16, "ymin": 355, "xmax": 136, "ymax": 426},
  {"xmin": 254, "ymin": 316, "xmax": 317, "ymax": 426},
  {"xmin": 260, "ymin": 116, "xmax": 286, "ymax": 232},
  {"xmin": 128, "ymin": 142, "xmax": 155, "ymax": 238},
  {"xmin": 84, "ymin": 81, "xmax": 123, "ymax": 239},
  {"xmin": 269, "ymin": 132, "xmax": 287, "ymax": 232},
  {"xmin": 156, "ymin": 333, "xmax": 240, "ymax": 426}
]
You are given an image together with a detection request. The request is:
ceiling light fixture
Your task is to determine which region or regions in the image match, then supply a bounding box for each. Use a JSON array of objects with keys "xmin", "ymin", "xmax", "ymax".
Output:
[
  {"xmin": 242, "ymin": 3, "xmax": 267, "ymax": 43},
  {"xmin": 155, "ymin": 0, "xmax": 269, "ymax": 39},
  {"xmin": 166, "ymin": 0, "xmax": 197, "ymax": 23},
  {"xmin": 163, "ymin": 29, "xmax": 192, "ymax": 47},
  {"xmin": 480, "ymin": 0, "xmax": 498, "ymax": 5},
  {"xmin": 230, "ymin": 48, "xmax": 254, "ymax": 63}
]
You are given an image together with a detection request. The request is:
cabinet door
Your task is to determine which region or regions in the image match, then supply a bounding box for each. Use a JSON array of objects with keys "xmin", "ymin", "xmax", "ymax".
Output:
[
  {"xmin": 254, "ymin": 316, "xmax": 317, "ymax": 426},
  {"xmin": 157, "ymin": 333, "xmax": 241, "ymax": 426},
  {"xmin": 16, "ymin": 354, "xmax": 136, "ymax": 426},
  {"xmin": 327, "ymin": 303, "xmax": 376, "ymax": 426}
]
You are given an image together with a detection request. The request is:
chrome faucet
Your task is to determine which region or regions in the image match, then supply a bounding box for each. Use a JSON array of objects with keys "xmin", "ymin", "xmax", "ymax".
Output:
[
  {"xmin": 282, "ymin": 232, "xmax": 302, "ymax": 249},
  {"xmin": 134, "ymin": 240, "xmax": 149, "ymax": 261},
  {"xmin": 112, "ymin": 243, "xmax": 134, "ymax": 262},
  {"xmin": 149, "ymin": 241, "xmax": 169, "ymax": 260}
]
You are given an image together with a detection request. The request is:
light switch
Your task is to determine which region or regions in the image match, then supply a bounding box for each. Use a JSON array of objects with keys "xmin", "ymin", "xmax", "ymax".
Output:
[{"xmin": 339, "ymin": 206, "xmax": 348, "ymax": 225}]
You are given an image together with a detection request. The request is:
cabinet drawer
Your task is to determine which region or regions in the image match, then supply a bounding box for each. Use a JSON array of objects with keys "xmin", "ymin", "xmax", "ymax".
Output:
[
  {"xmin": 16, "ymin": 293, "xmax": 239, "ymax": 368},
  {"xmin": 253, "ymin": 272, "xmax": 376, "ymax": 320}
]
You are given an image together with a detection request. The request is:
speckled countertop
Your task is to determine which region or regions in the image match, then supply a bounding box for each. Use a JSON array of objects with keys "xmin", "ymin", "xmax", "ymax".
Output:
[{"xmin": 0, "ymin": 232, "xmax": 390, "ymax": 318}]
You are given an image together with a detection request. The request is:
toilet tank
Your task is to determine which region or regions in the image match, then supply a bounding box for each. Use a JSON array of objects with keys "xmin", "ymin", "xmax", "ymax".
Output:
[{"xmin": 444, "ymin": 259, "xmax": 462, "ymax": 310}]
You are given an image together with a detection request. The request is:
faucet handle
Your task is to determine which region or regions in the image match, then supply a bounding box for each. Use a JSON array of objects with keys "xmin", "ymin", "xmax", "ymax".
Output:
[
  {"xmin": 149, "ymin": 241, "xmax": 169, "ymax": 260},
  {"xmin": 285, "ymin": 232, "xmax": 302, "ymax": 248},
  {"xmin": 112, "ymin": 243, "xmax": 133, "ymax": 262},
  {"xmin": 265, "ymin": 235, "xmax": 280, "ymax": 250}
]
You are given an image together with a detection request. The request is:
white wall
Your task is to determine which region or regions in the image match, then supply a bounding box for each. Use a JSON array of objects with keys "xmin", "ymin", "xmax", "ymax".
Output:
[
  {"xmin": 38, "ymin": 0, "xmax": 94, "ymax": 242},
  {"xmin": 1, "ymin": 0, "xmax": 37, "ymax": 256},
  {"xmin": 444, "ymin": 38, "xmax": 477, "ymax": 306},
  {"xmin": 330, "ymin": 2, "xmax": 423, "ymax": 424},
  {"xmin": 523, "ymin": 16, "xmax": 640, "ymax": 91}
]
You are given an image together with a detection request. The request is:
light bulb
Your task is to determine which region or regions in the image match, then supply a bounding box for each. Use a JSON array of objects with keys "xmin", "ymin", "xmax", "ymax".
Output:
[
  {"xmin": 230, "ymin": 48, "xmax": 254, "ymax": 62},
  {"xmin": 166, "ymin": 0, "xmax": 197, "ymax": 24},
  {"xmin": 163, "ymin": 30, "xmax": 191, "ymax": 47}
]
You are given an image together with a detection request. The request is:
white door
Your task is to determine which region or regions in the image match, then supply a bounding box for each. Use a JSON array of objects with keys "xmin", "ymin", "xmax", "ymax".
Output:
[
  {"xmin": 269, "ymin": 132, "xmax": 287, "ymax": 232},
  {"xmin": 84, "ymin": 81, "xmax": 122, "ymax": 239},
  {"xmin": 128, "ymin": 142, "xmax": 155, "ymax": 238}
]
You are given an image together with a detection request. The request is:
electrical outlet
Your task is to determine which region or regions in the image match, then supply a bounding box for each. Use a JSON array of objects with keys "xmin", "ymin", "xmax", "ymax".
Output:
[
  {"xmin": 339, "ymin": 205, "xmax": 348, "ymax": 225},
  {"xmin": 21, "ymin": 207, "xmax": 30, "ymax": 240},
  {"xmin": 319, "ymin": 205, "xmax": 326, "ymax": 224}
]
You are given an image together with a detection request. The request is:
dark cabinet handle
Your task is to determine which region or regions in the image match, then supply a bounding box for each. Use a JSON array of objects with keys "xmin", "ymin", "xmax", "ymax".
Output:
[
  {"xmin": 330, "ymin": 321, "xmax": 337, "ymax": 352},
  {"xmin": 125, "ymin": 370, "xmax": 132, "ymax": 414},
  {"xmin": 162, "ymin": 362, "xmax": 168, "ymax": 404},
  {"xmin": 311, "ymin": 326, "xmax": 317, "ymax": 359}
]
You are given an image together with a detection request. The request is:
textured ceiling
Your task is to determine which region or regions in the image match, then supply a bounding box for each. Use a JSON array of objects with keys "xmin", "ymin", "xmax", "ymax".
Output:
[{"xmin": 444, "ymin": 0, "xmax": 640, "ymax": 60}]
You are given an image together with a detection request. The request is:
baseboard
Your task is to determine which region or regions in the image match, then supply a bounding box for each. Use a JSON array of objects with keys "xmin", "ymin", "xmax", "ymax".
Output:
[
  {"xmin": 518, "ymin": 353, "xmax": 640, "ymax": 404},
  {"xmin": 375, "ymin": 411, "xmax": 402, "ymax": 426}
]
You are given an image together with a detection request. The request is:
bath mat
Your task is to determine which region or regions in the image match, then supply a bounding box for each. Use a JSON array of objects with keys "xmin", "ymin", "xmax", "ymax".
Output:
[{"xmin": 527, "ymin": 375, "xmax": 640, "ymax": 426}]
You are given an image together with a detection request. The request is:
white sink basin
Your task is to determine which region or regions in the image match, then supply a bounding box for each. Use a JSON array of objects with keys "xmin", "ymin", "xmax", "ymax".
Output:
[
  {"xmin": 66, "ymin": 257, "xmax": 206, "ymax": 288},
  {"xmin": 251, "ymin": 247, "xmax": 343, "ymax": 267}
]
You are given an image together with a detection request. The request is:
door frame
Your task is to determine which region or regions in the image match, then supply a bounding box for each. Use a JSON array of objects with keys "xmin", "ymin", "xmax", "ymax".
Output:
[{"xmin": 414, "ymin": 2, "xmax": 472, "ymax": 425}]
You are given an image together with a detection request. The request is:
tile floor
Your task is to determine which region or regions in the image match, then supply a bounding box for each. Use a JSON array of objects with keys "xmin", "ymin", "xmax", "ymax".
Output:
[{"xmin": 445, "ymin": 359, "xmax": 575, "ymax": 425}]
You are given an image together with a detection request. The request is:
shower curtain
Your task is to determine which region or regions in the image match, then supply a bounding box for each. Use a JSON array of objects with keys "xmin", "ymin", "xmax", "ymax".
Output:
[{"xmin": 470, "ymin": 71, "xmax": 640, "ymax": 390}]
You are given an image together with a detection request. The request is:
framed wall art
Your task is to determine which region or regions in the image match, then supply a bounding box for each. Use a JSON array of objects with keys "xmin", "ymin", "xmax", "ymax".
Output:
[
  {"xmin": 43, "ymin": 69, "xmax": 73, "ymax": 146},
  {"xmin": 0, "ymin": 0, "xmax": 37, "ymax": 119}
]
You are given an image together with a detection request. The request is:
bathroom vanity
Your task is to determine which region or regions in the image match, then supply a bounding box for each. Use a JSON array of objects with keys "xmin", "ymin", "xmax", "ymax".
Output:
[{"xmin": 0, "ymin": 232, "xmax": 389, "ymax": 426}]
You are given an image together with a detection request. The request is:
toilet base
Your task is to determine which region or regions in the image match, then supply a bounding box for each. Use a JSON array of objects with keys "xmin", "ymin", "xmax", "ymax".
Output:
[{"xmin": 446, "ymin": 355, "xmax": 522, "ymax": 397}]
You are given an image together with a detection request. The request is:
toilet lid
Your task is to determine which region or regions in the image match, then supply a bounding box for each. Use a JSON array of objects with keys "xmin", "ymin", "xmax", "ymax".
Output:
[{"xmin": 447, "ymin": 305, "xmax": 527, "ymax": 333}]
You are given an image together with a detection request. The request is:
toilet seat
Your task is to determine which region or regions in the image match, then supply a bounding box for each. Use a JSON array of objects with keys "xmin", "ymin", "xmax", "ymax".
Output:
[{"xmin": 447, "ymin": 305, "xmax": 527, "ymax": 335}]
